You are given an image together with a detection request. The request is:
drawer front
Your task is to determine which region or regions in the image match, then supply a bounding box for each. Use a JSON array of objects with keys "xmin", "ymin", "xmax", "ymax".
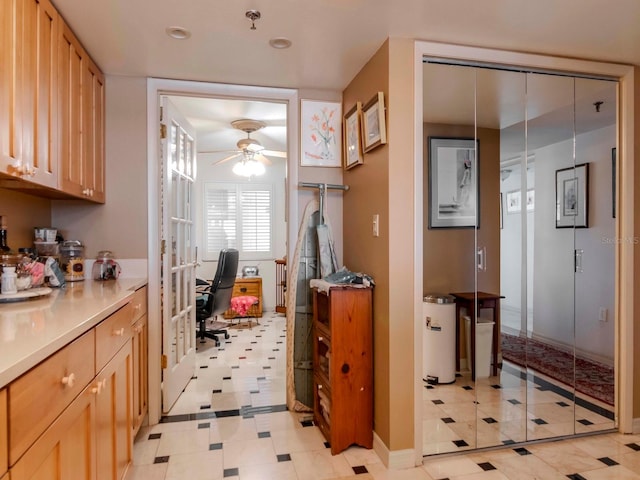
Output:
[
  {"xmin": 9, "ymin": 329, "xmax": 95, "ymax": 465},
  {"xmin": 234, "ymin": 280, "xmax": 261, "ymax": 297},
  {"xmin": 96, "ymin": 303, "xmax": 133, "ymax": 372},
  {"xmin": 130, "ymin": 286, "xmax": 147, "ymax": 323}
]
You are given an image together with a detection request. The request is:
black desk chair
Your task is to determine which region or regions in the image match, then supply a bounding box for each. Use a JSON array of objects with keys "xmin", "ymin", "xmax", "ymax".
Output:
[{"xmin": 195, "ymin": 248, "xmax": 239, "ymax": 346}]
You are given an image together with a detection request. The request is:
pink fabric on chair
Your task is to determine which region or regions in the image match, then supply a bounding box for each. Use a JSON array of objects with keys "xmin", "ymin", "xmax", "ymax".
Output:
[{"xmin": 231, "ymin": 295, "xmax": 258, "ymax": 316}]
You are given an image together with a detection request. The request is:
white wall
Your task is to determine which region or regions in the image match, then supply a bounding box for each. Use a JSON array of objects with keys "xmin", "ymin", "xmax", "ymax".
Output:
[
  {"xmin": 52, "ymin": 75, "xmax": 149, "ymax": 261},
  {"xmin": 194, "ymin": 155, "xmax": 287, "ymax": 311},
  {"xmin": 501, "ymin": 124, "xmax": 615, "ymax": 363}
]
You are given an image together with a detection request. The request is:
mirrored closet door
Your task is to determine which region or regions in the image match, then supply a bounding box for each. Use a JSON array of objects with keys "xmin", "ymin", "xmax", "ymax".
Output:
[{"xmin": 421, "ymin": 61, "xmax": 617, "ymax": 456}]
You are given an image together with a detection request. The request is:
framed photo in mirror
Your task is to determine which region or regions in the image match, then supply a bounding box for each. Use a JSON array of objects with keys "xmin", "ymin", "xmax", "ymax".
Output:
[
  {"xmin": 555, "ymin": 163, "xmax": 589, "ymax": 228},
  {"xmin": 428, "ymin": 137, "xmax": 479, "ymax": 228}
]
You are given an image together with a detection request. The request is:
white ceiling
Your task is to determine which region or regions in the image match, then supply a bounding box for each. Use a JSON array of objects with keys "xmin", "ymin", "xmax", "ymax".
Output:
[
  {"xmin": 53, "ymin": 0, "xmax": 633, "ymax": 162},
  {"xmin": 53, "ymin": 0, "xmax": 640, "ymax": 92}
]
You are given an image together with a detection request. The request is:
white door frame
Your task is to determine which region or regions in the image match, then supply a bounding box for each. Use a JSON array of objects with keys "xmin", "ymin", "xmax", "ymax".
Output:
[
  {"xmin": 413, "ymin": 41, "xmax": 635, "ymax": 464},
  {"xmin": 146, "ymin": 78, "xmax": 299, "ymax": 424}
]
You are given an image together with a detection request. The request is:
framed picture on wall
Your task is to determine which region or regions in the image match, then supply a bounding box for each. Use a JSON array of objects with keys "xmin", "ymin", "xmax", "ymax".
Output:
[
  {"xmin": 506, "ymin": 190, "xmax": 521, "ymax": 214},
  {"xmin": 612, "ymin": 147, "xmax": 617, "ymax": 219},
  {"xmin": 343, "ymin": 102, "xmax": 364, "ymax": 170},
  {"xmin": 300, "ymin": 100, "xmax": 342, "ymax": 167},
  {"xmin": 361, "ymin": 92, "xmax": 387, "ymax": 153},
  {"xmin": 428, "ymin": 137, "xmax": 479, "ymax": 228},
  {"xmin": 555, "ymin": 163, "xmax": 589, "ymax": 228}
]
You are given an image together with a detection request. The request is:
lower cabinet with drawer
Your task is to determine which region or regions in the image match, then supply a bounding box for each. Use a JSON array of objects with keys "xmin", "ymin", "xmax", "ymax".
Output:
[
  {"xmin": 131, "ymin": 286, "xmax": 148, "ymax": 435},
  {"xmin": 223, "ymin": 277, "xmax": 263, "ymax": 319},
  {"xmin": 6, "ymin": 285, "xmax": 147, "ymax": 480}
]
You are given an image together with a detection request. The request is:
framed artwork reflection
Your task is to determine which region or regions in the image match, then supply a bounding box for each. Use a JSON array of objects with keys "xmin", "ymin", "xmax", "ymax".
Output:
[
  {"xmin": 556, "ymin": 163, "xmax": 589, "ymax": 228},
  {"xmin": 428, "ymin": 137, "xmax": 479, "ymax": 228}
]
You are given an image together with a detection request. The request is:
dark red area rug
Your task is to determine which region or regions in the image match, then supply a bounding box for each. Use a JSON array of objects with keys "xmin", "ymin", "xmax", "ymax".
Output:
[{"xmin": 501, "ymin": 333, "xmax": 614, "ymax": 406}]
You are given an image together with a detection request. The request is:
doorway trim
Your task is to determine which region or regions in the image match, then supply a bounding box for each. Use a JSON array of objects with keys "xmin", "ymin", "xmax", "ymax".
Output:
[
  {"xmin": 413, "ymin": 40, "xmax": 634, "ymax": 462},
  {"xmin": 146, "ymin": 78, "xmax": 299, "ymax": 424}
]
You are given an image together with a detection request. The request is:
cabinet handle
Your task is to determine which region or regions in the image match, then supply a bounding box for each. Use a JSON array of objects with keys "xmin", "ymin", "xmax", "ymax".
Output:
[
  {"xmin": 133, "ymin": 303, "xmax": 141, "ymax": 311},
  {"xmin": 240, "ymin": 287, "xmax": 247, "ymax": 293},
  {"xmin": 318, "ymin": 336, "xmax": 323, "ymax": 342},
  {"xmin": 113, "ymin": 327, "xmax": 125, "ymax": 336},
  {"xmin": 318, "ymin": 384, "xmax": 322, "ymax": 390},
  {"xmin": 134, "ymin": 325, "xmax": 143, "ymax": 334},
  {"xmin": 61, "ymin": 373, "xmax": 76, "ymax": 388},
  {"xmin": 89, "ymin": 189, "xmax": 94, "ymax": 197},
  {"xmin": 91, "ymin": 378, "xmax": 107, "ymax": 395}
]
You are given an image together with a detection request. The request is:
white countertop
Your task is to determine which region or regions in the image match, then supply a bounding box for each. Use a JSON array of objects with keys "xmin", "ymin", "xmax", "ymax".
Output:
[{"xmin": 0, "ymin": 277, "xmax": 147, "ymax": 389}]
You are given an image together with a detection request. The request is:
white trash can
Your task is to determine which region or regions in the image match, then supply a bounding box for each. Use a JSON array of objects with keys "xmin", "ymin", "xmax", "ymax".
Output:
[
  {"xmin": 464, "ymin": 315, "xmax": 495, "ymax": 378},
  {"xmin": 423, "ymin": 294, "xmax": 456, "ymax": 384}
]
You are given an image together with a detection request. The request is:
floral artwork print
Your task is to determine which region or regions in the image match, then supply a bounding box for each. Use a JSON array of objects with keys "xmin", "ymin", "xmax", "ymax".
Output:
[{"xmin": 300, "ymin": 100, "xmax": 342, "ymax": 167}]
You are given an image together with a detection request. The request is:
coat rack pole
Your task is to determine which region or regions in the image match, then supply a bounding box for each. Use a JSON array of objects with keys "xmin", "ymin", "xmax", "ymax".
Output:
[{"xmin": 298, "ymin": 182, "xmax": 349, "ymax": 225}]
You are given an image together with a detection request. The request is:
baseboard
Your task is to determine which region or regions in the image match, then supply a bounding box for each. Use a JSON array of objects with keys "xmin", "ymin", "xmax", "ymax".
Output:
[{"xmin": 372, "ymin": 432, "xmax": 417, "ymax": 469}]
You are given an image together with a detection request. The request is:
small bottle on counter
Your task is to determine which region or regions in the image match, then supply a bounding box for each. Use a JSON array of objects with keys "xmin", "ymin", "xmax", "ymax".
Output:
[
  {"xmin": 1, "ymin": 266, "xmax": 17, "ymax": 294},
  {"xmin": 0, "ymin": 216, "xmax": 11, "ymax": 253}
]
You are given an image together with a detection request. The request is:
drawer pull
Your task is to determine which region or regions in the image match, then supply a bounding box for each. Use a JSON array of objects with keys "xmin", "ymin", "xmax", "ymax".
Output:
[
  {"xmin": 134, "ymin": 325, "xmax": 143, "ymax": 334},
  {"xmin": 240, "ymin": 287, "xmax": 247, "ymax": 293},
  {"xmin": 61, "ymin": 373, "xmax": 76, "ymax": 388},
  {"xmin": 318, "ymin": 336, "xmax": 323, "ymax": 342},
  {"xmin": 133, "ymin": 303, "xmax": 141, "ymax": 311},
  {"xmin": 91, "ymin": 379, "xmax": 107, "ymax": 395},
  {"xmin": 113, "ymin": 327, "xmax": 125, "ymax": 336},
  {"xmin": 318, "ymin": 384, "xmax": 322, "ymax": 390}
]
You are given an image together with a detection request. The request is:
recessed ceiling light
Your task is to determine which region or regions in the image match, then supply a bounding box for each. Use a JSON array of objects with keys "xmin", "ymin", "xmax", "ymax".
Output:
[
  {"xmin": 269, "ymin": 37, "xmax": 292, "ymax": 49},
  {"xmin": 166, "ymin": 26, "xmax": 191, "ymax": 40}
]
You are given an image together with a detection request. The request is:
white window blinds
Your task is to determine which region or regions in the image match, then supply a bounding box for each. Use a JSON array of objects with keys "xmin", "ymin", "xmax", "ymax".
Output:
[{"xmin": 204, "ymin": 182, "xmax": 273, "ymax": 261}]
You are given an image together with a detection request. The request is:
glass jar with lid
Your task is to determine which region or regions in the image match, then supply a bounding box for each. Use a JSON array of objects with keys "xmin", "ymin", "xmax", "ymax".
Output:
[
  {"xmin": 92, "ymin": 251, "xmax": 121, "ymax": 281},
  {"xmin": 59, "ymin": 240, "xmax": 85, "ymax": 282}
]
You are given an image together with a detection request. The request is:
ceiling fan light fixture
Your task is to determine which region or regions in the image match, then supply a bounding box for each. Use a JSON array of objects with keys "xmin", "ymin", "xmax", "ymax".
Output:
[{"xmin": 233, "ymin": 159, "xmax": 265, "ymax": 178}]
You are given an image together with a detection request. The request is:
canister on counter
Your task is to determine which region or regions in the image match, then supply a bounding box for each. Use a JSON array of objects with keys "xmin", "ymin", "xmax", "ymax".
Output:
[{"xmin": 59, "ymin": 240, "xmax": 85, "ymax": 282}]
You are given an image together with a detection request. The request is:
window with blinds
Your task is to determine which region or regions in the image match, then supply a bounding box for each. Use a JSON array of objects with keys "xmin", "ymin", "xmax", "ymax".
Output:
[{"xmin": 203, "ymin": 182, "xmax": 273, "ymax": 261}]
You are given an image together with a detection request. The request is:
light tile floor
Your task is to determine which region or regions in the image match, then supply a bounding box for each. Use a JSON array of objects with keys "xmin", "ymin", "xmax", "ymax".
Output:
[{"xmin": 125, "ymin": 311, "xmax": 640, "ymax": 480}]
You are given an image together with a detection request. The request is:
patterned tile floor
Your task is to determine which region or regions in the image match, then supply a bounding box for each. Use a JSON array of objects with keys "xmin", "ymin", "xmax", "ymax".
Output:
[{"xmin": 125, "ymin": 311, "xmax": 640, "ymax": 479}]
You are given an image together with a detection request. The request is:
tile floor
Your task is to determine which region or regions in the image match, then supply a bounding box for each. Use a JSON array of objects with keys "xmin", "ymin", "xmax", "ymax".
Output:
[{"xmin": 125, "ymin": 311, "xmax": 640, "ymax": 480}]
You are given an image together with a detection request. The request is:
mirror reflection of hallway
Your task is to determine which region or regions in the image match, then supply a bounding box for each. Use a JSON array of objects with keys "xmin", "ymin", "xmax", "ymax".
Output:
[{"xmin": 421, "ymin": 61, "xmax": 616, "ymax": 456}]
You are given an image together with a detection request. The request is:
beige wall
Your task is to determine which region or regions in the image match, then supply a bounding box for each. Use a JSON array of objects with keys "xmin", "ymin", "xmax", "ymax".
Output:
[
  {"xmin": 343, "ymin": 39, "xmax": 392, "ymax": 446},
  {"xmin": 423, "ymin": 124, "xmax": 500, "ymax": 295},
  {"xmin": 633, "ymin": 67, "xmax": 640, "ymax": 420},
  {"xmin": 51, "ymin": 75, "xmax": 148, "ymax": 259},
  {"xmin": 342, "ymin": 37, "xmax": 417, "ymax": 452},
  {"xmin": 0, "ymin": 189, "xmax": 52, "ymax": 248}
]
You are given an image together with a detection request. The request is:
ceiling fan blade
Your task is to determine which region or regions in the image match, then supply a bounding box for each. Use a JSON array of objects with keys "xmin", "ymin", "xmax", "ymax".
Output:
[
  {"xmin": 261, "ymin": 149, "xmax": 287, "ymax": 158},
  {"xmin": 254, "ymin": 153, "xmax": 273, "ymax": 166},
  {"xmin": 213, "ymin": 152, "xmax": 241, "ymax": 165}
]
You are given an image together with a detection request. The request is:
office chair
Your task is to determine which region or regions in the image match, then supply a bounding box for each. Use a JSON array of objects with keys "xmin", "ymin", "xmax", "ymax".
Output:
[{"xmin": 195, "ymin": 248, "xmax": 239, "ymax": 346}]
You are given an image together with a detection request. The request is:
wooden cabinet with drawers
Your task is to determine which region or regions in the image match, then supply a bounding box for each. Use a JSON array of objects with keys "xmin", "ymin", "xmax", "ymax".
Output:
[
  {"xmin": 312, "ymin": 286, "xmax": 373, "ymax": 455},
  {"xmin": 223, "ymin": 277, "xmax": 263, "ymax": 319},
  {"xmin": 5, "ymin": 284, "xmax": 148, "ymax": 480}
]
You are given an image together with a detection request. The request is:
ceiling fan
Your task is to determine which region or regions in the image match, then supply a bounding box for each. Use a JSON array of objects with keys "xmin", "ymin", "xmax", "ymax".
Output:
[{"xmin": 199, "ymin": 119, "xmax": 287, "ymax": 166}]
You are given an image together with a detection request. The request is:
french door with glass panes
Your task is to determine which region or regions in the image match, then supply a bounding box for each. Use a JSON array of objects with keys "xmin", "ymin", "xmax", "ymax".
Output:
[{"xmin": 160, "ymin": 96, "xmax": 198, "ymax": 412}]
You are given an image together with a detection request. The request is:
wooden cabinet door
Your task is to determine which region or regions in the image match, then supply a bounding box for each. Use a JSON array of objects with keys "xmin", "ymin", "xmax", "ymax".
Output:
[
  {"xmin": 0, "ymin": 0, "xmax": 17, "ymax": 173},
  {"xmin": 82, "ymin": 58, "xmax": 105, "ymax": 203},
  {"xmin": 132, "ymin": 315, "xmax": 148, "ymax": 435},
  {"xmin": 0, "ymin": 388, "xmax": 6, "ymax": 479},
  {"xmin": 1, "ymin": 0, "xmax": 58, "ymax": 187},
  {"xmin": 10, "ymin": 384, "xmax": 97, "ymax": 480},
  {"xmin": 58, "ymin": 21, "xmax": 84, "ymax": 198},
  {"xmin": 95, "ymin": 341, "xmax": 133, "ymax": 480}
]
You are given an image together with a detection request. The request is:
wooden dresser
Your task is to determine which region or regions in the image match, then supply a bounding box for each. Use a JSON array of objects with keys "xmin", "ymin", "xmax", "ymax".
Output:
[
  {"xmin": 312, "ymin": 285, "xmax": 373, "ymax": 455},
  {"xmin": 223, "ymin": 277, "xmax": 263, "ymax": 319}
]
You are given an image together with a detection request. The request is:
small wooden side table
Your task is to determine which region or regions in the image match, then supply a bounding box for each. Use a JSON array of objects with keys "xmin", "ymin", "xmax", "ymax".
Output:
[{"xmin": 450, "ymin": 291, "xmax": 504, "ymax": 380}]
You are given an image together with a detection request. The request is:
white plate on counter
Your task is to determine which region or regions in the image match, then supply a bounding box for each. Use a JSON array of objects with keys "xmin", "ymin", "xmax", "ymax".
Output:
[{"xmin": 0, "ymin": 287, "xmax": 53, "ymax": 303}]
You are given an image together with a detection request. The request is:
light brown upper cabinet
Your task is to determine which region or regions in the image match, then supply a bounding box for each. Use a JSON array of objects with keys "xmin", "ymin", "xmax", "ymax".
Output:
[
  {"xmin": 0, "ymin": 0, "xmax": 59, "ymax": 188},
  {"xmin": 59, "ymin": 21, "xmax": 105, "ymax": 203},
  {"xmin": 0, "ymin": 0, "xmax": 105, "ymax": 203}
]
